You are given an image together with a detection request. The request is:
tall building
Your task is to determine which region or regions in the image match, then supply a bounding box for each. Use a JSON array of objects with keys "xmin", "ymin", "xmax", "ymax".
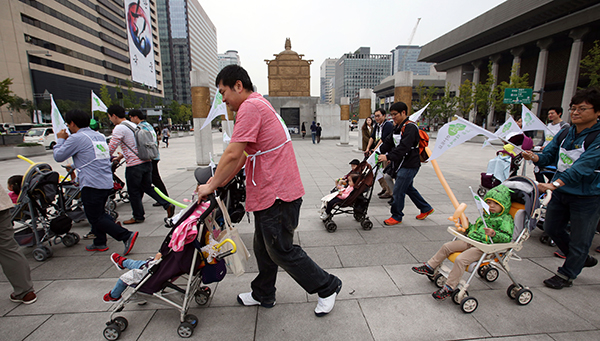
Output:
[
  {"xmin": 334, "ymin": 47, "xmax": 391, "ymax": 111},
  {"xmin": 391, "ymin": 45, "xmax": 434, "ymax": 75},
  {"xmin": 157, "ymin": 0, "xmax": 217, "ymax": 104},
  {"xmin": 218, "ymin": 50, "xmax": 240, "ymax": 71},
  {"xmin": 1, "ymin": 0, "xmax": 164, "ymax": 123},
  {"xmin": 319, "ymin": 58, "xmax": 337, "ymax": 103}
]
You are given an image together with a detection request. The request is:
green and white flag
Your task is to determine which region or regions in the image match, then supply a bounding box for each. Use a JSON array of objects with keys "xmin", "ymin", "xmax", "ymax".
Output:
[
  {"xmin": 50, "ymin": 94, "xmax": 69, "ymax": 140},
  {"xmin": 521, "ymin": 104, "xmax": 551, "ymax": 134},
  {"xmin": 91, "ymin": 90, "xmax": 108, "ymax": 118},
  {"xmin": 470, "ymin": 186, "xmax": 489, "ymax": 214},
  {"xmin": 428, "ymin": 116, "xmax": 496, "ymax": 161},
  {"xmin": 201, "ymin": 93, "xmax": 227, "ymax": 131},
  {"xmin": 408, "ymin": 102, "xmax": 429, "ymax": 123}
]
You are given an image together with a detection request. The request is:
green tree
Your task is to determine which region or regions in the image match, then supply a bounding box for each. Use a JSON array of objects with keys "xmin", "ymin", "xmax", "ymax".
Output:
[
  {"xmin": 494, "ymin": 64, "xmax": 531, "ymax": 115},
  {"xmin": 457, "ymin": 79, "xmax": 474, "ymax": 119},
  {"xmin": 7, "ymin": 95, "xmax": 34, "ymax": 115},
  {"xmin": 474, "ymin": 61, "xmax": 496, "ymax": 122},
  {"xmin": 581, "ymin": 40, "xmax": 600, "ymax": 88},
  {"xmin": 0, "ymin": 78, "xmax": 14, "ymax": 107},
  {"xmin": 99, "ymin": 84, "xmax": 113, "ymax": 106},
  {"xmin": 430, "ymin": 84, "xmax": 458, "ymax": 122}
]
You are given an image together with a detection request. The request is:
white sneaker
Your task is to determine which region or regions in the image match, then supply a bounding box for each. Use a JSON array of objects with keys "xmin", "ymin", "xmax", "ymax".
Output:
[
  {"xmin": 237, "ymin": 292, "xmax": 275, "ymax": 308},
  {"xmin": 314, "ymin": 280, "xmax": 342, "ymax": 317}
]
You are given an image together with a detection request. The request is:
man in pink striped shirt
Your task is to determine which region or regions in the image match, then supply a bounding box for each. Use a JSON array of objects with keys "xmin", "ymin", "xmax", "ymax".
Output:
[
  {"xmin": 107, "ymin": 105, "xmax": 174, "ymax": 224},
  {"xmin": 196, "ymin": 65, "xmax": 342, "ymax": 317}
]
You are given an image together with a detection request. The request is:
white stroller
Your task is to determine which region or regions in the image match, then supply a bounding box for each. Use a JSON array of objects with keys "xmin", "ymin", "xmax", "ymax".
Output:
[{"xmin": 428, "ymin": 176, "xmax": 541, "ymax": 313}]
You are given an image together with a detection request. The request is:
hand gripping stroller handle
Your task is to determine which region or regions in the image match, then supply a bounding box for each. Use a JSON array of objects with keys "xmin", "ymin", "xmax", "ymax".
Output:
[{"xmin": 214, "ymin": 238, "xmax": 237, "ymax": 261}]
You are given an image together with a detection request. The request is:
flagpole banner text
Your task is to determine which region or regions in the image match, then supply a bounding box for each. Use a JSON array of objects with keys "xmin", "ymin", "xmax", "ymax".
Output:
[{"xmin": 124, "ymin": 0, "xmax": 156, "ymax": 88}]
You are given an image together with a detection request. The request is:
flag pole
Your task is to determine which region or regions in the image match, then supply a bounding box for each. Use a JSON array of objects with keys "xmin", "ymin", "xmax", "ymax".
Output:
[{"xmin": 469, "ymin": 186, "xmax": 492, "ymax": 243}]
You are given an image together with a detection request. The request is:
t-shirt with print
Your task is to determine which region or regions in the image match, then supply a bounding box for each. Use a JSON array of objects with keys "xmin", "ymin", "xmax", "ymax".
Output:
[{"xmin": 230, "ymin": 92, "xmax": 304, "ymax": 212}]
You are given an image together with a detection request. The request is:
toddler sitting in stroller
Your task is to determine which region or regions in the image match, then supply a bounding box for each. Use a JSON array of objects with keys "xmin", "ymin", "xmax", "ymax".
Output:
[
  {"xmin": 411, "ymin": 184, "xmax": 515, "ymax": 300},
  {"xmin": 320, "ymin": 173, "xmax": 359, "ymax": 220}
]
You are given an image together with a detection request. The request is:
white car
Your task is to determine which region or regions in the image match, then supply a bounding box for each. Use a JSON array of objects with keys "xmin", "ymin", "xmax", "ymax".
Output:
[{"xmin": 23, "ymin": 127, "xmax": 56, "ymax": 149}]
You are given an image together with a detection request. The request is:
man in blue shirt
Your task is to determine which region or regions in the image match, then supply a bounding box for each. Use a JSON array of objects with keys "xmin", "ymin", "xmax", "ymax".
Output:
[
  {"xmin": 523, "ymin": 87, "xmax": 600, "ymax": 289},
  {"xmin": 53, "ymin": 109, "xmax": 138, "ymax": 255}
]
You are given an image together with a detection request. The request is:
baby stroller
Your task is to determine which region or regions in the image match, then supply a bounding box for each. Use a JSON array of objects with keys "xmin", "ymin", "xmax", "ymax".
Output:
[
  {"xmin": 322, "ymin": 160, "xmax": 375, "ymax": 232},
  {"xmin": 428, "ymin": 176, "xmax": 540, "ymax": 313},
  {"xmin": 11, "ymin": 163, "xmax": 79, "ymax": 261},
  {"xmin": 103, "ymin": 194, "xmax": 237, "ymax": 340},
  {"xmin": 106, "ymin": 160, "xmax": 129, "ymax": 218}
]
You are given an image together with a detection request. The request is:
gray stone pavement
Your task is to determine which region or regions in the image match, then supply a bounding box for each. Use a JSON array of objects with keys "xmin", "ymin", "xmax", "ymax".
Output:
[{"xmin": 0, "ymin": 131, "xmax": 599, "ymax": 341}]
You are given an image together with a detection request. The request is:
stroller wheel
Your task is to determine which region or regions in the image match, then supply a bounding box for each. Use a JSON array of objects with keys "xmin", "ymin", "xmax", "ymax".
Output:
[
  {"xmin": 353, "ymin": 212, "xmax": 364, "ymax": 222},
  {"xmin": 113, "ymin": 317, "xmax": 128, "ymax": 332},
  {"xmin": 477, "ymin": 187, "xmax": 487, "ymax": 197},
  {"xmin": 103, "ymin": 324, "xmax": 121, "ymax": 340},
  {"xmin": 361, "ymin": 219, "xmax": 373, "ymax": 231},
  {"xmin": 72, "ymin": 232, "xmax": 80, "ymax": 244},
  {"xmin": 62, "ymin": 234, "xmax": 76, "ymax": 247},
  {"xmin": 194, "ymin": 289, "xmax": 210, "ymax": 305},
  {"xmin": 460, "ymin": 296, "xmax": 478, "ymax": 313},
  {"xmin": 121, "ymin": 192, "xmax": 129, "ymax": 203},
  {"xmin": 32, "ymin": 247, "xmax": 49, "ymax": 262},
  {"xmin": 177, "ymin": 322, "xmax": 194, "ymax": 338},
  {"xmin": 506, "ymin": 283, "xmax": 522, "ymax": 299},
  {"xmin": 452, "ymin": 289, "xmax": 468, "ymax": 305},
  {"xmin": 325, "ymin": 221, "xmax": 337, "ymax": 233},
  {"xmin": 109, "ymin": 210, "xmax": 119, "ymax": 221},
  {"xmin": 482, "ymin": 267, "xmax": 499, "ymax": 282},
  {"xmin": 107, "ymin": 200, "xmax": 117, "ymax": 211},
  {"xmin": 516, "ymin": 288, "xmax": 533, "ymax": 305},
  {"xmin": 184, "ymin": 314, "xmax": 198, "ymax": 328},
  {"xmin": 433, "ymin": 273, "xmax": 446, "ymax": 288}
]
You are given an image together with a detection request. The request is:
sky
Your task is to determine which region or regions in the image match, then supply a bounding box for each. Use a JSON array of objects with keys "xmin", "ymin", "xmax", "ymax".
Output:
[{"xmin": 200, "ymin": 0, "xmax": 506, "ymax": 97}]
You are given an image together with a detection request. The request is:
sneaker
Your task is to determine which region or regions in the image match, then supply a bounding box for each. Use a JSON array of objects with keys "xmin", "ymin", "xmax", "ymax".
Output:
[
  {"xmin": 416, "ymin": 208, "xmax": 434, "ymax": 220},
  {"xmin": 83, "ymin": 232, "xmax": 95, "ymax": 240},
  {"xmin": 10, "ymin": 291, "xmax": 37, "ymax": 305},
  {"xmin": 103, "ymin": 291, "xmax": 122, "ymax": 303},
  {"xmin": 554, "ymin": 250, "xmax": 566, "ymax": 259},
  {"xmin": 412, "ymin": 263, "xmax": 434, "ymax": 276},
  {"xmin": 432, "ymin": 286, "xmax": 453, "ymax": 300},
  {"xmin": 596, "ymin": 246, "xmax": 600, "ymax": 253},
  {"xmin": 111, "ymin": 253, "xmax": 127, "ymax": 270},
  {"xmin": 152, "ymin": 202, "xmax": 162, "ymax": 207},
  {"xmin": 166, "ymin": 204, "xmax": 175, "ymax": 218},
  {"xmin": 237, "ymin": 292, "xmax": 275, "ymax": 308},
  {"xmin": 86, "ymin": 243, "xmax": 109, "ymax": 252},
  {"xmin": 315, "ymin": 277, "xmax": 342, "ymax": 317},
  {"xmin": 378, "ymin": 193, "xmax": 392, "ymax": 199},
  {"xmin": 584, "ymin": 255, "xmax": 598, "ymax": 268},
  {"xmin": 123, "ymin": 231, "xmax": 138, "ymax": 256},
  {"xmin": 384, "ymin": 217, "xmax": 402, "ymax": 226},
  {"xmin": 543, "ymin": 274, "xmax": 573, "ymax": 289},
  {"xmin": 123, "ymin": 218, "xmax": 144, "ymax": 225},
  {"xmin": 377, "ymin": 189, "xmax": 386, "ymax": 196}
]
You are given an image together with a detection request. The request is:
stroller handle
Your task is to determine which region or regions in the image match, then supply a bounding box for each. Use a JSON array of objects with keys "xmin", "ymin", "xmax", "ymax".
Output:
[{"xmin": 214, "ymin": 238, "xmax": 237, "ymax": 261}]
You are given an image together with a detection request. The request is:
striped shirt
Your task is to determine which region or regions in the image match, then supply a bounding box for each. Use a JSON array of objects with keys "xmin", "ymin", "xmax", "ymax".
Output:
[{"xmin": 109, "ymin": 121, "xmax": 146, "ymax": 167}]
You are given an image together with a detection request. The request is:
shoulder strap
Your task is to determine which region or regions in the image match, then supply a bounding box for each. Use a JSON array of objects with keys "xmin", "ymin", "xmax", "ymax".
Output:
[
  {"xmin": 584, "ymin": 129, "xmax": 600, "ymax": 149},
  {"xmin": 119, "ymin": 122, "xmax": 139, "ymax": 157},
  {"xmin": 555, "ymin": 128, "xmax": 569, "ymax": 146}
]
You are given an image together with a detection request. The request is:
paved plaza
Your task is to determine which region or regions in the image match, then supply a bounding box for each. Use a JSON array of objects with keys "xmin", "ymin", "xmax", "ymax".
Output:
[{"xmin": 0, "ymin": 131, "xmax": 599, "ymax": 341}]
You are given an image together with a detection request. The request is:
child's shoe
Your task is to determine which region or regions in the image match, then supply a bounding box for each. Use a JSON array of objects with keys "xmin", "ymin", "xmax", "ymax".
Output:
[
  {"xmin": 103, "ymin": 291, "xmax": 122, "ymax": 303},
  {"xmin": 412, "ymin": 263, "xmax": 434, "ymax": 276},
  {"xmin": 432, "ymin": 286, "xmax": 453, "ymax": 300},
  {"xmin": 111, "ymin": 253, "xmax": 127, "ymax": 270}
]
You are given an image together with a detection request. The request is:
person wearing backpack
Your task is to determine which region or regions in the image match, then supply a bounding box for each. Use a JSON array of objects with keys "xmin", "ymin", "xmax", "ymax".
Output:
[
  {"xmin": 522, "ymin": 87, "xmax": 600, "ymax": 290},
  {"xmin": 107, "ymin": 105, "xmax": 175, "ymax": 225},
  {"xmin": 377, "ymin": 101, "xmax": 434, "ymax": 226}
]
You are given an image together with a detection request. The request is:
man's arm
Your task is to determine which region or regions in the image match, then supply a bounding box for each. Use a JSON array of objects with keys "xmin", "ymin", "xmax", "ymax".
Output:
[
  {"xmin": 196, "ymin": 142, "xmax": 247, "ymax": 198},
  {"xmin": 53, "ymin": 129, "xmax": 77, "ymax": 162}
]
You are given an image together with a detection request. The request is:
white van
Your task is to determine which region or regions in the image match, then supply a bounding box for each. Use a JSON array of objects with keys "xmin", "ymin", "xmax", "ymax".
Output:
[{"xmin": 23, "ymin": 127, "xmax": 56, "ymax": 149}]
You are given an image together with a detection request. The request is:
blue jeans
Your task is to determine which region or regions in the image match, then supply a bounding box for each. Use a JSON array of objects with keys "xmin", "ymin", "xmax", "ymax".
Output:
[
  {"xmin": 311, "ymin": 132, "xmax": 316, "ymax": 144},
  {"xmin": 125, "ymin": 162, "xmax": 168, "ymax": 220},
  {"xmin": 110, "ymin": 259, "xmax": 148, "ymax": 298},
  {"xmin": 544, "ymin": 191, "xmax": 600, "ymax": 279},
  {"xmin": 251, "ymin": 198, "xmax": 339, "ymax": 303},
  {"xmin": 391, "ymin": 167, "xmax": 432, "ymax": 221},
  {"xmin": 81, "ymin": 187, "xmax": 131, "ymax": 246}
]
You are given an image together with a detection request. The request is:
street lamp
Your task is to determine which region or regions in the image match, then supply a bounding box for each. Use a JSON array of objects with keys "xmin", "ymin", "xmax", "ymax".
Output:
[{"xmin": 26, "ymin": 50, "xmax": 51, "ymax": 123}]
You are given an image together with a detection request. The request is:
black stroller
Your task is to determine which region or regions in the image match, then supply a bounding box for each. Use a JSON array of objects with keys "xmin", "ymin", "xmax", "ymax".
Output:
[
  {"xmin": 103, "ymin": 196, "xmax": 238, "ymax": 340},
  {"xmin": 322, "ymin": 160, "xmax": 376, "ymax": 232},
  {"xmin": 11, "ymin": 163, "xmax": 79, "ymax": 261}
]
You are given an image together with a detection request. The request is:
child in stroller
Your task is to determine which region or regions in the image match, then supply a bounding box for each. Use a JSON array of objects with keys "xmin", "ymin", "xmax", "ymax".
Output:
[
  {"xmin": 320, "ymin": 160, "xmax": 375, "ymax": 232},
  {"xmin": 320, "ymin": 173, "xmax": 359, "ymax": 220}
]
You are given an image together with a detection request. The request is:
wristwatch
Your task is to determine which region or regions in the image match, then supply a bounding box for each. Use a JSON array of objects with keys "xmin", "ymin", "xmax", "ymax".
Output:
[{"xmin": 552, "ymin": 181, "xmax": 561, "ymax": 188}]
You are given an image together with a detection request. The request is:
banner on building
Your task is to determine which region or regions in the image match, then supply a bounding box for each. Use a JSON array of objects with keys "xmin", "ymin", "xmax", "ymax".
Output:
[{"xmin": 124, "ymin": 0, "xmax": 157, "ymax": 88}]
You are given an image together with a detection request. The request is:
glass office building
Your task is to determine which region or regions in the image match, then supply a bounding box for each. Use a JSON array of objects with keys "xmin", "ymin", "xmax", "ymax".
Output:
[{"xmin": 391, "ymin": 45, "xmax": 433, "ymax": 76}]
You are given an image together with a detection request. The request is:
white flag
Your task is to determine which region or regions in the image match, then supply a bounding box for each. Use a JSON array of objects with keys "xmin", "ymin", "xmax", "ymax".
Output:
[
  {"xmin": 91, "ymin": 90, "xmax": 108, "ymax": 118},
  {"xmin": 521, "ymin": 104, "xmax": 551, "ymax": 134},
  {"xmin": 201, "ymin": 93, "xmax": 228, "ymax": 131},
  {"xmin": 50, "ymin": 95, "xmax": 69, "ymax": 140},
  {"xmin": 428, "ymin": 116, "xmax": 496, "ymax": 161},
  {"xmin": 470, "ymin": 187, "xmax": 490, "ymax": 214},
  {"xmin": 409, "ymin": 103, "xmax": 430, "ymax": 123},
  {"xmin": 493, "ymin": 116, "xmax": 523, "ymax": 140}
]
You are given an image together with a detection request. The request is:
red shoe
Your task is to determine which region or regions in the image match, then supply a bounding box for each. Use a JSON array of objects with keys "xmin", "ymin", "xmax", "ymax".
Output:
[
  {"xmin": 384, "ymin": 217, "xmax": 402, "ymax": 226},
  {"xmin": 111, "ymin": 253, "xmax": 127, "ymax": 270},
  {"xmin": 103, "ymin": 291, "xmax": 122, "ymax": 303},
  {"xmin": 416, "ymin": 208, "xmax": 434, "ymax": 220}
]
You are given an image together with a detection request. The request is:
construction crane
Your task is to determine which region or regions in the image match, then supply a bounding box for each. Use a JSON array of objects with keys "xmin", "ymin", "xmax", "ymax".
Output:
[{"xmin": 399, "ymin": 18, "xmax": 421, "ymax": 72}]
